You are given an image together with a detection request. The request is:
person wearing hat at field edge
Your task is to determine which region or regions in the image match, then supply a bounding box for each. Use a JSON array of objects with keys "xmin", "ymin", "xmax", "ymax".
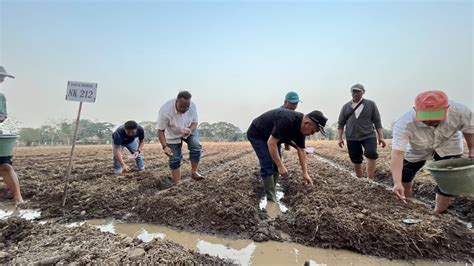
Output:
[
  {"xmin": 0, "ymin": 66, "xmax": 24, "ymax": 204},
  {"xmin": 279, "ymin": 91, "xmax": 302, "ymax": 151},
  {"xmin": 391, "ymin": 91, "xmax": 474, "ymax": 214},
  {"xmin": 247, "ymin": 108, "xmax": 328, "ymax": 201},
  {"xmin": 281, "ymin": 91, "xmax": 301, "ymax": 111},
  {"xmin": 337, "ymin": 84, "xmax": 386, "ymax": 179}
]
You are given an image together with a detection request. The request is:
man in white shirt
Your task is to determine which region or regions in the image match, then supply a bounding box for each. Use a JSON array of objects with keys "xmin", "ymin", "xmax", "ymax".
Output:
[
  {"xmin": 157, "ymin": 91, "xmax": 204, "ymax": 184},
  {"xmin": 391, "ymin": 90, "xmax": 474, "ymax": 214}
]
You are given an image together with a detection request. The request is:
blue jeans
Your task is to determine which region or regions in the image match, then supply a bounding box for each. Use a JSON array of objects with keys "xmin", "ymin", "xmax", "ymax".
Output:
[
  {"xmin": 247, "ymin": 133, "xmax": 280, "ymax": 178},
  {"xmin": 113, "ymin": 138, "xmax": 145, "ymax": 174},
  {"xmin": 168, "ymin": 130, "xmax": 202, "ymax": 170}
]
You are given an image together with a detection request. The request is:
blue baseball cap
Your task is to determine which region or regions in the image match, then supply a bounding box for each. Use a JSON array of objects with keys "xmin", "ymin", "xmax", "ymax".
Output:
[{"xmin": 285, "ymin": 91, "xmax": 301, "ymax": 104}]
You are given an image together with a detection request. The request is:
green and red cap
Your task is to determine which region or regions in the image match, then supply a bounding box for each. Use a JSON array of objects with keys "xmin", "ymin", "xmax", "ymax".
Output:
[{"xmin": 415, "ymin": 90, "xmax": 449, "ymax": 121}]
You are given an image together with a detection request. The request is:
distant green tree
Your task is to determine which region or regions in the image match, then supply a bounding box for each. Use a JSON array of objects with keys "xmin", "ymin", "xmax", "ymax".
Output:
[
  {"xmin": 73, "ymin": 119, "xmax": 114, "ymax": 144},
  {"xmin": 57, "ymin": 120, "xmax": 73, "ymax": 145},
  {"xmin": 309, "ymin": 121, "xmax": 337, "ymax": 140},
  {"xmin": 94, "ymin": 122, "xmax": 114, "ymax": 144},
  {"xmin": 324, "ymin": 127, "xmax": 336, "ymax": 140},
  {"xmin": 40, "ymin": 125, "xmax": 58, "ymax": 145},
  {"xmin": 198, "ymin": 122, "xmax": 244, "ymax": 141},
  {"xmin": 198, "ymin": 122, "xmax": 214, "ymax": 140},
  {"xmin": 76, "ymin": 119, "xmax": 96, "ymax": 143},
  {"xmin": 140, "ymin": 121, "xmax": 158, "ymax": 143},
  {"xmin": 19, "ymin": 128, "xmax": 42, "ymax": 146}
]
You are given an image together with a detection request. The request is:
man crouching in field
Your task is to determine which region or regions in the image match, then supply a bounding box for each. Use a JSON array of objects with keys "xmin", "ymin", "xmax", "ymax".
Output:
[
  {"xmin": 247, "ymin": 108, "xmax": 328, "ymax": 201},
  {"xmin": 112, "ymin": 120, "xmax": 145, "ymax": 174},
  {"xmin": 391, "ymin": 91, "xmax": 473, "ymax": 214}
]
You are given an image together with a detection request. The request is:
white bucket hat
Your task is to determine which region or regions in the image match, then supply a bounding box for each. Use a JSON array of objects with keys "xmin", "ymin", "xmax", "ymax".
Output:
[{"xmin": 0, "ymin": 66, "xmax": 15, "ymax": 78}]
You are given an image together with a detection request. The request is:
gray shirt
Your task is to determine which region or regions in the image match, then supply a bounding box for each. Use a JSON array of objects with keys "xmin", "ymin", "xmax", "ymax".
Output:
[{"xmin": 338, "ymin": 98, "xmax": 383, "ymax": 141}]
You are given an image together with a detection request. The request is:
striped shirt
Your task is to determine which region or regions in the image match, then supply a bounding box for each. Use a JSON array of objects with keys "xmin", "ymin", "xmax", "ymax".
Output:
[{"xmin": 392, "ymin": 101, "xmax": 474, "ymax": 162}]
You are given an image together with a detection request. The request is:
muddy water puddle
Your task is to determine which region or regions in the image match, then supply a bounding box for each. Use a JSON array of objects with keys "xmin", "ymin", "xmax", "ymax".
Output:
[
  {"xmin": 0, "ymin": 202, "xmax": 466, "ymax": 265},
  {"xmin": 259, "ymin": 183, "xmax": 288, "ymax": 219},
  {"xmin": 0, "ymin": 201, "xmax": 41, "ymax": 220},
  {"xmin": 86, "ymin": 219, "xmax": 463, "ymax": 266}
]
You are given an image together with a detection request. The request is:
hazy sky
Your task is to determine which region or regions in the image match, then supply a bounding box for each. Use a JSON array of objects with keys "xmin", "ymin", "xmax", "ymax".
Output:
[{"xmin": 0, "ymin": 0, "xmax": 472, "ymax": 130}]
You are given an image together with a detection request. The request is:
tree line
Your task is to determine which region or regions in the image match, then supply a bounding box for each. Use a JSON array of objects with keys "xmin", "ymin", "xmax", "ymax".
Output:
[
  {"xmin": 17, "ymin": 120, "xmax": 158, "ymax": 146},
  {"xmin": 15, "ymin": 119, "xmax": 393, "ymax": 146},
  {"xmin": 16, "ymin": 120, "xmax": 248, "ymax": 146}
]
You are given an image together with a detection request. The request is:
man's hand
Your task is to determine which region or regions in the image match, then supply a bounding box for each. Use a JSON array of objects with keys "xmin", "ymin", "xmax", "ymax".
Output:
[
  {"xmin": 379, "ymin": 139, "xmax": 387, "ymax": 148},
  {"xmin": 392, "ymin": 183, "xmax": 406, "ymax": 203},
  {"xmin": 338, "ymin": 139, "xmax": 344, "ymax": 148},
  {"xmin": 278, "ymin": 165, "xmax": 288, "ymax": 177},
  {"xmin": 122, "ymin": 165, "xmax": 131, "ymax": 172},
  {"xmin": 164, "ymin": 146, "xmax": 173, "ymax": 157},
  {"xmin": 303, "ymin": 173, "xmax": 314, "ymax": 186},
  {"xmin": 181, "ymin": 128, "xmax": 191, "ymax": 138}
]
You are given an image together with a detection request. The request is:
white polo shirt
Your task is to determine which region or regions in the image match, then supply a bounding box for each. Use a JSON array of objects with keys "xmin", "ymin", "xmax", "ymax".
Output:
[
  {"xmin": 392, "ymin": 101, "xmax": 474, "ymax": 162},
  {"xmin": 157, "ymin": 99, "xmax": 199, "ymax": 144}
]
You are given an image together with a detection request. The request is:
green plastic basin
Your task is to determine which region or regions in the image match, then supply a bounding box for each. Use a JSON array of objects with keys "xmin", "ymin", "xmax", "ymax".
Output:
[
  {"xmin": 0, "ymin": 134, "xmax": 17, "ymax": 156},
  {"xmin": 425, "ymin": 158, "xmax": 474, "ymax": 196}
]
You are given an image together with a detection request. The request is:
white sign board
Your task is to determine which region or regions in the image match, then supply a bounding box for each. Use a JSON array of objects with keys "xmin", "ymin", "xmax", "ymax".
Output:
[{"xmin": 65, "ymin": 81, "xmax": 98, "ymax": 103}]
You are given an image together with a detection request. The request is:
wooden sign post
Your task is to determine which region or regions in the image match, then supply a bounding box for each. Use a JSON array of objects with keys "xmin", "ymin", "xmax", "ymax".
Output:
[{"xmin": 62, "ymin": 81, "xmax": 98, "ymax": 207}]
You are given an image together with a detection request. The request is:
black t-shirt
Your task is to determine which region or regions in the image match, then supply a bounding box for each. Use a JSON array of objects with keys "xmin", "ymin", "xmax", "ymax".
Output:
[
  {"xmin": 112, "ymin": 125, "xmax": 145, "ymax": 145},
  {"xmin": 247, "ymin": 108, "xmax": 306, "ymax": 148}
]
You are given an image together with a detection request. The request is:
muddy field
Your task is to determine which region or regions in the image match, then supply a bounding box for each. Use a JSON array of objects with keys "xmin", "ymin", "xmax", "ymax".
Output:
[
  {"xmin": 0, "ymin": 218, "xmax": 229, "ymax": 264},
  {"xmin": 1, "ymin": 142, "xmax": 473, "ymax": 263},
  {"xmin": 312, "ymin": 140, "xmax": 474, "ymax": 222}
]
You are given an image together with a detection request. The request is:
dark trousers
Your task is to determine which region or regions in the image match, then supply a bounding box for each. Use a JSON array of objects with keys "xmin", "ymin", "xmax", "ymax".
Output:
[
  {"xmin": 247, "ymin": 133, "xmax": 280, "ymax": 177},
  {"xmin": 402, "ymin": 152, "xmax": 462, "ymax": 197}
]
